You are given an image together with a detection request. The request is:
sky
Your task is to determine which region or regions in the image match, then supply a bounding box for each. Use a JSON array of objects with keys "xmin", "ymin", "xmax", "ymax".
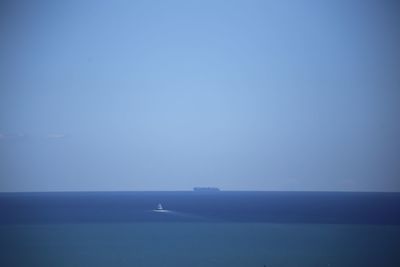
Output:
[{"xmin": 0, "ymin": 0, "xmax": 399, "ymax": 192}]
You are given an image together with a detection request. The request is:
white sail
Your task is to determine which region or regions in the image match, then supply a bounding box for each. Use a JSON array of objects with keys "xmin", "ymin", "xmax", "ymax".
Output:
[{"xmin": 153, "ymin": 203, "xmax": 167, "ymax": 212}]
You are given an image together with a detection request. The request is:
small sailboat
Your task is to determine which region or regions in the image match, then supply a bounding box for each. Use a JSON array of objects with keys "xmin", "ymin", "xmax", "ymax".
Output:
[
  {"xmin": 153, "ymin": 203, "xmax": 167, "ymax": 212},
  {"xmin": 156, "ymin": 203, "xmax": 163, "ymax": 211}
]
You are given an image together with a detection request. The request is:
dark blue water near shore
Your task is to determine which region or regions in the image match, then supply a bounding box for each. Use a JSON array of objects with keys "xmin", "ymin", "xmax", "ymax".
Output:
[
  {"xmin": 1, "ymin": 191, "xmax": 399, "ymax": 224},
  {"xmin": 1, "ymin": 191, "xmax": 400, "ymax": 266}
]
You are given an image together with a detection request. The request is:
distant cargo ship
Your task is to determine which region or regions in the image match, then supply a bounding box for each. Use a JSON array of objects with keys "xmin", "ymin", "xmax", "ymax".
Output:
[{"xmin": 193, "ymin": 187, "xmax": 221, "ymax": 192}]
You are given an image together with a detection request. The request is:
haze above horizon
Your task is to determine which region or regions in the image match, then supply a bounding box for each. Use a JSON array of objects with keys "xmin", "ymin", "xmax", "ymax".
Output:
[{"xmin": 1, "ymin": 0, "xmax": 399, "ymax": 192}]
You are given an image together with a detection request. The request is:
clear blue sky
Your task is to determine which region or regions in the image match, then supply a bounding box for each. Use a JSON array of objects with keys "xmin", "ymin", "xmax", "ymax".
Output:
[{"xmin": 0, "ymin": 0, "xmax": 399, "ymax": 192}]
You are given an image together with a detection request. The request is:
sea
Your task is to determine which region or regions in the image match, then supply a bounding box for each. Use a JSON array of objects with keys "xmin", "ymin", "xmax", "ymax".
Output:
[{"xmin": 1, "ymin": 191, "xmax": 400, "ymax": 267}]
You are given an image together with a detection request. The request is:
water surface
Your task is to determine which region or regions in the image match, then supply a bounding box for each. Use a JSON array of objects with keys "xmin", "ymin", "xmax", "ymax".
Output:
[{"xmin": 1, "ymin": 191, "xmax": 399, "ymax": 266}]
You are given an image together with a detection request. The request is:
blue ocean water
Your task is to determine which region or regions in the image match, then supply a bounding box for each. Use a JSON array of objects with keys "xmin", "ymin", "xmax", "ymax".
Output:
[{"xmin": 1, "ymin": 191, "xmax": 400, "ymax": 266}]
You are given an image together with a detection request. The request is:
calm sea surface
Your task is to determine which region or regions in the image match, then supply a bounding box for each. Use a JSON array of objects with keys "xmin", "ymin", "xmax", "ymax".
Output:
[{"xmin": 1, "ymin": 191, "xmax": 400, "ymax": 267}]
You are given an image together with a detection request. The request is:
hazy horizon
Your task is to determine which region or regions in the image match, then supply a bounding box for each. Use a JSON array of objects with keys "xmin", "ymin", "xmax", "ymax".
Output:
[
  {"xmin": 2, "ymin": 187, "xmax": 400, "ymax": 194},
  {"xmin": 1, "ymin": 0, "xmax": 400, "ymax": 192}
]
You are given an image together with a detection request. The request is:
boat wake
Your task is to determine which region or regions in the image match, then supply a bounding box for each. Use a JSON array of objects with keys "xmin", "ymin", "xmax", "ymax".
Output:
[
  {"xmin": 149, "ymin": 203, "xmax": 207, "ymax": 221},
  {"xmin": 152, "ymin": 203, "xmax": 170, "ymax": 213}
]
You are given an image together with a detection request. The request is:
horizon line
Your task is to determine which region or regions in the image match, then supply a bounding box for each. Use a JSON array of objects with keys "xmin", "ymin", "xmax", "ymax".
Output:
[{"xmin": 1, "ymin": 189, "xmax": 399, "ymax": 194}]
